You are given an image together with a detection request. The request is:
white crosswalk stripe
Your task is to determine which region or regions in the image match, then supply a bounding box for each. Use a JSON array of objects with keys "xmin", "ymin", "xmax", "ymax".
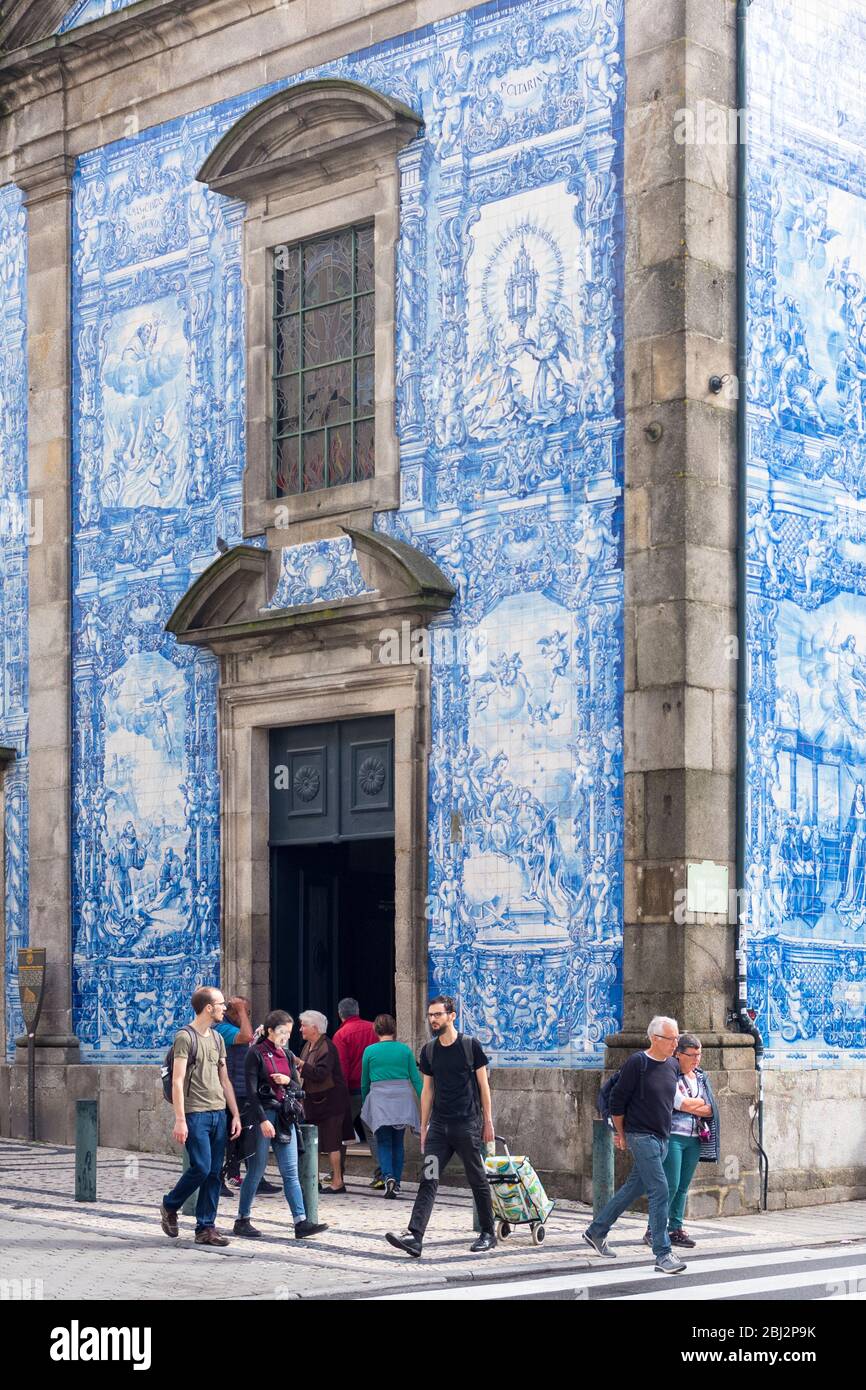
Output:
[
  {"xmin": 620, "ymin": 1262, "xmax": 866, "ymax": 1301},
  {"xmin": 371, "ymin": 1241, "xmax": 866, "ymax": 1300}
]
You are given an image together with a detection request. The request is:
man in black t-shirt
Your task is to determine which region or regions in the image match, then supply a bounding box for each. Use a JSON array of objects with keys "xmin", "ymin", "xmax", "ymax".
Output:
[{"xmin": 385, "ymin": 995, "xmax": 496, "ymax": 1258}]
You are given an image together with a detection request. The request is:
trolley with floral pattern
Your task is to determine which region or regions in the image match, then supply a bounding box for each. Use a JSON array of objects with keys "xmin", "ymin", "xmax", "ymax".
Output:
[{"xmin": 485, "ymin": 1135, "xmax": 554, "ymax": 1246}]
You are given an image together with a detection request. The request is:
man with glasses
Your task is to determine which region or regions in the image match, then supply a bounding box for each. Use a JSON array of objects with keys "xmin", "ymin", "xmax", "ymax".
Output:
[
  {"xmin": 583, "ymin": 1015, "xmax": 688, "ymax": 1274},
  {"xmin": 159, "ymin": 986, "xmax": 242, "ymax": 1246},
  {"xmin": 385, "ymin": 995, "xmax": 496, "ymax": 1258},
  {"xmin": 642, "ymin": 1031, "xmax": 716, "ymax": 1250}
]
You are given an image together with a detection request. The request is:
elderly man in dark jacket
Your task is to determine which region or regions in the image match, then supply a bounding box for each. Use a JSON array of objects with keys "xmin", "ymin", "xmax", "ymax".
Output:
[
  {"xmin": 641, "ymin": 1031, "xmax": 718, "ymax": 1251},
  {"xmin": 583, "ymin": 1015, "xmax": 688, "ymax": 1275}
]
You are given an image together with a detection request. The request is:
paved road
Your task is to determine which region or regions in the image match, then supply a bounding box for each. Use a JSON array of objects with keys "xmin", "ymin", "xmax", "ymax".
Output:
[{"xmin": 371, "ymin": 1240, "xmax": 866, "ymax": 1301}]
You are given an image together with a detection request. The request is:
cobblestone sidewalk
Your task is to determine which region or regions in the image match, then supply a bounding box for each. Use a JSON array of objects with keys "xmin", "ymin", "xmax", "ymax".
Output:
[{"xmin": 2, "ymin": 1138, "xmax": 865, "ymax": 1300}]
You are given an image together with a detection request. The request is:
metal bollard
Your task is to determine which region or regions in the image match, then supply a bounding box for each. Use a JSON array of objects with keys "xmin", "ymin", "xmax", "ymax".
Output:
[
  {"xmin": 75, "ymin": 1099, "xmax": 98, "ymax": 1202},
  {"xmin": 179, "ymin": 1146, "xmax": 197, "ymax": 1215},
  {"xmin": 298, "ymin": 1124, "xmax": 319, "ymax": 1224},
  {"xmin": 592, "ymin": 1117, "xmax": 615, "ymax": 1216}
]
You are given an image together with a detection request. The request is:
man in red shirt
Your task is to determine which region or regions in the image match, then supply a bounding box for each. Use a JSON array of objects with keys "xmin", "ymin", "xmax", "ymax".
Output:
[{"xmin": 333, "ymin": 998, "xmax": 381, "ymax": 1186}]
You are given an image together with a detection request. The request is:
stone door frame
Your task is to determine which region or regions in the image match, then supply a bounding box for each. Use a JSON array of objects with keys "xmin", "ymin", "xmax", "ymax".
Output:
[
  {"xmin": 167, "ymin": 528, "xmax": 455, "ymax": 1046},
  {"xmin": 219, "ymin": 659, "xmax": 430, "ymax": 1042}
]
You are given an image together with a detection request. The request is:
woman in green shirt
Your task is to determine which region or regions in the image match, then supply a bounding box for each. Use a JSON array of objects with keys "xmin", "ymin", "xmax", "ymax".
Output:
[{"xmin": 360, "ymin": 1014, "xmax": 423, "ymax": 1198}]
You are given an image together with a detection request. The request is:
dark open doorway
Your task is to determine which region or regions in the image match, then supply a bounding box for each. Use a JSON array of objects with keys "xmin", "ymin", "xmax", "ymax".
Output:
[
  {"xmin": 268, "ymin": 715, "xmax": 396, "ymax": 1036},
  {"xmin": 271, "ymin": 837, "xmax": 395, "ymax": 1029}
]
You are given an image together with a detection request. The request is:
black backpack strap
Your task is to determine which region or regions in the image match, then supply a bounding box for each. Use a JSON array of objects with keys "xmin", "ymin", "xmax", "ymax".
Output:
[
  {"xmin": 459, "ymin": 1034, "xmax": 484, "ymax": 1108},
  {"xmin": 422, "ymin": 1039, "xmax": 435, "ymax": 1072},
  {"xmin": 639, "ymin": 1050, "xmax": 648, "ymax": 1101},
  {"xmin": 179, "ymin": 1025, "xmax": 198, "ymax": 1094}
]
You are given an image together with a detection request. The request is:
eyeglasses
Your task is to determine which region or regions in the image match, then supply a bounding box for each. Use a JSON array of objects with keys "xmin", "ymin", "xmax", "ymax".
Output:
[{"xmin": 427, "ymin": 1011, "xmax": 449, "ymax": 1019}]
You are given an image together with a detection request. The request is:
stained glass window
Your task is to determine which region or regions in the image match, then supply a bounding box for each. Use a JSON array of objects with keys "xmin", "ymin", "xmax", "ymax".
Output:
[{"xmin": 273, "ymin": 224, "xmax": 375, "ymax": 496}]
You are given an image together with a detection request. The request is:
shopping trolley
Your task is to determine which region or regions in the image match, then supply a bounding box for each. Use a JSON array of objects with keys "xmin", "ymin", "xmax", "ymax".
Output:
[{"xmin": 485, "ymin": 1134, "xmax": 555, "ymax": 1246}]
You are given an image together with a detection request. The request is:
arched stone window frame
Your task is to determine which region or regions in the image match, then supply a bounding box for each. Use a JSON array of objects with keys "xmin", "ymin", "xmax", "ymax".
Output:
[{"xmin": 197, "ymin": 79, "xmax": 423, "ymax": 541}]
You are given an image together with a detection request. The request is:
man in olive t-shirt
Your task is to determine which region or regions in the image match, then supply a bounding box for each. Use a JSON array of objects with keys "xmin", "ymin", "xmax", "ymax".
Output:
[
  {"xmin": 173, "ymin": 1024, "xmax": 227, "ymax": 1112},
  {"xmin": 159, "ymin": 986, "xmax": 241, "ymax": 1246}
]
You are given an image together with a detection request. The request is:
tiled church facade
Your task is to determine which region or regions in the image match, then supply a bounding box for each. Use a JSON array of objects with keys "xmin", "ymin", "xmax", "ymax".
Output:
[
  {"xmin": 0, "ymin": 0, "xmax": 863, "ymax": 1205},
  {"xmin": 744, "ymin": 0, "xmax": 866, "ymax": 1071},
  {"xmin": 63, "ymin": 0, "xmax": 625, "ymax": 1069}
]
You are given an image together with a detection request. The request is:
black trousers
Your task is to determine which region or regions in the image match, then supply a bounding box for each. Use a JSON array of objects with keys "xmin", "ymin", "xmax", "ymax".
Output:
[
  {"xmin": 223, "ymin": 1132, "xmax": 243, "ymax": 1181},
  {"xmin": 222, "ymin": 1103, "xmax": 252, "ymax": 1181},
  {"xmin": 408, "ymin": 1118, "xmax": 495, "ymax": 1238}
]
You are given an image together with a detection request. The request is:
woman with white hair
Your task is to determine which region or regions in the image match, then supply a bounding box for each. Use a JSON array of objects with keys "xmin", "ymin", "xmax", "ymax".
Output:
[{"xmin": 298, "ymin": 1010, "xmax": 355, "ymax": 1194}]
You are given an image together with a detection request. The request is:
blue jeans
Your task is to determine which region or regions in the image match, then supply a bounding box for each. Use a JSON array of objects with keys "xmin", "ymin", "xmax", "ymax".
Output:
[
  {"xmin": 163, "ymin": 1109, "xmax": 227, "ymax": 1232},
  {"xmin": 239, "ymin": 1112, "xmax": 306, "ymax": 1223},
  {"xmin": 375, "ymin": 1125, "xmax": 405, "ymax": 1184},
  {"xmin": 586, "ymin": 1131, "xmax": 671, "ymax": 1258}
]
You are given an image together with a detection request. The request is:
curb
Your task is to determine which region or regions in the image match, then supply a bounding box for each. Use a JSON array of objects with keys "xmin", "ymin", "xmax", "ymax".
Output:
[{"xmin": 297, "ymin": 1254, "xmax": 598, "ymax": 1300}]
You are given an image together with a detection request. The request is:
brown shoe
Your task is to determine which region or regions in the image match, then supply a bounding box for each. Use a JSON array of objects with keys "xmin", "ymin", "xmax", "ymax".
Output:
[
  {"xmin": 669, "ymin": 1228, "xmax": 697, "ymax": 1248},
  {"xmin": 194, "ymin": 1226, "xmax": 231, "ymax": 1246},
  {"xmin": 160, "ymin": 1202, "xmax": 179, "ymax": 1238}
]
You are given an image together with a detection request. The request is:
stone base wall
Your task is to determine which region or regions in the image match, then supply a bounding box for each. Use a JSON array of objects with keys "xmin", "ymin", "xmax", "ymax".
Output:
[
  {"xmin": 0, "ymin": 1061, "xmax": 605, "ymax": 1184},
  {"xmin": 761, "ymin": 1069, "xmax": 866, "ymax": 1210},
  {"xmin": 4, "ymin": 1059, "xmax": 863, "ymax": 1216},
  {"xmin": 486, "ymin": 1068, "xmax": 600, "ymax": 1202},
  {"xmin": 0, "ymin": 1059, "xmax": 760, "ymax": 1212},
  {"xmin": 1, "ymin": 1061, "xmax": 175, "ymax": 1157}
]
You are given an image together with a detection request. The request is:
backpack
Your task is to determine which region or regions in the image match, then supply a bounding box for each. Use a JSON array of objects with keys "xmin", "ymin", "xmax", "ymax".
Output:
[
  {"xmin": 160, "ymin": 1025, "xmax": 199, "ymax": 1103},
  {"xmin": 422, "ymin": 1033, "xmax": 489, "ymax": 1113},
  {"xmin": 597, "ymin": 1051, "xmax": 648, "ymax": 1127}
]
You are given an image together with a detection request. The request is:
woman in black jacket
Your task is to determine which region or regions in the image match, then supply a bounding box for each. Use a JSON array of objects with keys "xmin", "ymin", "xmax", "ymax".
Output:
[{"xmin": 233, "ymin": 1009, "xmax": 328, "ymax": 1240}]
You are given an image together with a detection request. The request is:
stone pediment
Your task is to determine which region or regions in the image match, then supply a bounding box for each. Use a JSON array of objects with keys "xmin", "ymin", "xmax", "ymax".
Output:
[
  {"xmin": 0, "ymin": 0, "xmax": 71, "ymax": 48},
  {"xmin": 165, "ymin": 544, "xmax": 270, "ymax": 640},
  {"xmin": 196, "ymin": 80, "xmax": 422, "ymax": 200},
  {"xmin": 166, "ymin": 528, "xmax": 454, "ymax": 650},
  {"xmin": 0, "ymin": 0, "xmax": 169, "ymax": 50}
]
